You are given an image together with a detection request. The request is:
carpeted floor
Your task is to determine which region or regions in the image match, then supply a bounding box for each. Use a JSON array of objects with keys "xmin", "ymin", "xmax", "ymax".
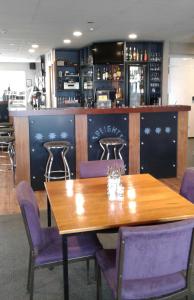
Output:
[
  {"xmin": 0, "ymin": 212, "xmax": 112, "ymax": 300},
  {"xmin": 2, "ymin": 213, "xmax": 194, "ymax": 300}
]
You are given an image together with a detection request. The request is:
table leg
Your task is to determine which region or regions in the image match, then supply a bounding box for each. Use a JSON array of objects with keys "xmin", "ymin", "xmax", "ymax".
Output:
[
  {"xmin": 47, "ymin": 197, "xmax": 51, "ymax": 227},
  {"xmin": 62, "ymin": 235, "xmax": 69, "ymax": 300}
]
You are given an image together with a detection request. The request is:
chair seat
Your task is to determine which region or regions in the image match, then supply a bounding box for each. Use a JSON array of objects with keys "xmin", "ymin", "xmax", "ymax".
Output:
[
  {"xmin": 96, "ymin": 249, "xmax": 186, "ymax": 300},
  {"xmin": 35, "ymin": 227, "xmax": 101, "ymax": 266}
]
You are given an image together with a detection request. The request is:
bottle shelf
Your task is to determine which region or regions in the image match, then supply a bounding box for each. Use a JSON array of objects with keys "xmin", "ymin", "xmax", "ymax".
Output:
[{"xmin": 94, "ymin": 79, "xmax": 124, "ymax": 82}]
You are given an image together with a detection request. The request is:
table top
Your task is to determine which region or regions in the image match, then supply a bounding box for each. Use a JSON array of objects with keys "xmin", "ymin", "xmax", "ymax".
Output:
[{"xmin": 44, "ymin": 174, "xmax": 194, "ymax": 235}]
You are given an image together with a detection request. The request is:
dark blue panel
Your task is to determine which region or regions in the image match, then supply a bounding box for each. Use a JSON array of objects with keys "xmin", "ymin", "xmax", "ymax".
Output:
[
  {"xmin": 0, "ymin": 103, "xmax": 9, "ymax": 122},
  {"xmin": 140, "ymin": 112, "xmax": 177, "ymax": 178},
  {"xmin": 29, "ymin": 115, "xmax": 75, "ymax": 190},
  {"xmin": 87, "ymin": 114, "xmax": 129, "ymax": 172}
]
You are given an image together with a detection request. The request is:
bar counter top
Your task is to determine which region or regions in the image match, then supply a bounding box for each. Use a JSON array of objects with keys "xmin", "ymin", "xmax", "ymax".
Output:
[{"xmin": 9, "ymin": 105, "xmax": 191, "ymax": 117}]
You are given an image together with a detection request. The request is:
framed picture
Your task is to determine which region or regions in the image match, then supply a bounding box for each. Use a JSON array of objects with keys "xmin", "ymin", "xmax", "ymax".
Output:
[{"xmin": 26, "ymin": 79, "xmax": 32, "ymax": 87}]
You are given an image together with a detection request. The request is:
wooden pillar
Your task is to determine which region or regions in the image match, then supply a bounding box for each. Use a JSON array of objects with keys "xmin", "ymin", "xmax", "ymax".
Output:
[
  {"xmin": 177, "ymin": 111, "xmax": 188, "ymax": 179},
  {"xmin": 75, "ymin": 115, "xmax": 88, "ymax": 178},
  {"xmin": 129, "ymin": 113, "xmax": 140, "ymax": 174},
  {"xmin": 14, "ymin": 116, "xmax": 30, "ymax": 184}
]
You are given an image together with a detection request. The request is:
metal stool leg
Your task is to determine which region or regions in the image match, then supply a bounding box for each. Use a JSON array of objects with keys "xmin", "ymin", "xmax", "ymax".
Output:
[
  {"xmin": 118, "ymin": 144, "xmax": 125, "ymax": 160},
  {"xmin": 45, "ymin": 149, "xmax": 53, "ymax": 227},
  {"xmin": 113, "ymin": 146, "xmax": 117, "ymax": 159},
  {"xmin": 106, "ymin": 144, "xmax": 110, "ymax": 160},
  {"xmin": 61, "ymin": 147, "xmax": 71, "ymax": 179},
  {"xmin": 99, "ymin": 142, "xmax": 106, "ymax": 160}
]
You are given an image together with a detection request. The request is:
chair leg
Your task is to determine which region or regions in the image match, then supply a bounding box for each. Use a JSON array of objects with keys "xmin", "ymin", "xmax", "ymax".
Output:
[
  {"xmin": 86, "ymin": 258, "xmax": 90, "ymax": 284},
  {"xmin": 27, "ymin": 252, "xmax": 32, "ymax": 292},
  {"xmin": 29, "ymin": 264, "xmax": 35, "ymax": 300},
  {"xmin": 96, "ymin": 263, "xmax": 102, "ymax": 300}
]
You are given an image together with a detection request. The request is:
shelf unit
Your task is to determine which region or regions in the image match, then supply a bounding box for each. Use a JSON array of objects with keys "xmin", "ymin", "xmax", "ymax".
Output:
[
  {"xmin": 125, "ymin": 41, "xmax": 163, "ymax": 106},
  {"xmin": 54, "ymin": 42, "xmax": 163, "ymax": 108},
  {"xmin": 55, "ymin": 49, "xmax": 81, "ymax": 108}
]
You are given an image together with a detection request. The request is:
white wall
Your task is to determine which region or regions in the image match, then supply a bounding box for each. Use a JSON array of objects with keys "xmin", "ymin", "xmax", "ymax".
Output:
[
  {"xmin": 0, "ymin": 62, "xmax": 37, "ymax": 87},
  {"xmin": 168, "ymin": 57, "xmax": 194, "ymax": 137}
]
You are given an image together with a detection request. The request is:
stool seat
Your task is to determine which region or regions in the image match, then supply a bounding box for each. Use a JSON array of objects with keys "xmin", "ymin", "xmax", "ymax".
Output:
[
  {"xmin": 99, "ymin": 137, "xmax": 126, "ymax": 160},
  {"xmin": 99, "ymin": 137, "xmax": 125, "ymax": 146},
  {"xmin": 44, "ymin": 140, "xmax": 70, "ymax": 150},
  {"xmin": 0, "ymin": 136, "xmax": 15, "ymax": 143},
  {"xmin": 0, "ymin": 127, "xmax": 14, "ymax": 135},
  {"xmin": 0, "ymin": 122, "xmax": 13, "ymax": 128}
]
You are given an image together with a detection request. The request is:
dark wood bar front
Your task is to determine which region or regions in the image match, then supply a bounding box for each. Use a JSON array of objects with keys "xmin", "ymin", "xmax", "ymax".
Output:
[{"xmin": 10, "ymin": 105, "xmax": 190, "ymax": 190}]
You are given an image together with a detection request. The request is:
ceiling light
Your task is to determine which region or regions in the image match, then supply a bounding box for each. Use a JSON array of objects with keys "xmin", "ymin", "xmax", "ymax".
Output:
[
  {"xmin": 63, "ymin": 39, "xmax": 71, "ymax": 44},
  {"xmin": 89, "ymin": 27, "xmax": 94, "ymax": 31},
  {"xmin": 28, "ymin": 49, "xmax": 35, "ymax": 53},
  {"xmin": 32, "ymin": 44, "xmax": 39, "ymax": 48},
  {"xmin": 73, "ymin": 31, "xmax": 82, "ymax": 37},
  {"xmin": 128, "ymin": 33, "xmax": 138, "ymax": 40},
  {"xmin": 9, "ymin": 43, "xmax": 15, "ymax": 46}
]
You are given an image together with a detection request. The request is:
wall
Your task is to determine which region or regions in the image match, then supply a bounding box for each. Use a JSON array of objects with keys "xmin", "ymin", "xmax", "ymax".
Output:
[
  {"xmin": 168, "ymin": 57, "xmax": 194, "ymax": 137},
  {"xmin": 169, "ymin": 42, "xmax": 194, "ymax": 56},
  {"xmin": 0, "ymin": 62, "xmax": 37, "ymax": 87},
  {"xmin": 162, "ymin": 41, "xmax": 170, "ymax": 105},
  {"xmin": 0, "ymin": 61, "xmax": 42, "ymax": 107}
]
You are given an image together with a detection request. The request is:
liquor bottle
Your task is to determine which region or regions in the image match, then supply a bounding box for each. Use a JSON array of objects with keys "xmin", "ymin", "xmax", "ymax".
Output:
[
  {"xmin": 140, "ymin": 50, "xmax": 143, "ymax": 61},
  {"xmin": 132, "ymin": 47, "xmax": 137, "ymax": 61},
  {"xmin": 143, "ymin": 50, "xmax": 148, "ymax": 62},
  {"xmin": 58, "ymin": 70, "xmax": 63, "ymax": 78},
  {"xmin": 113, "ymin": 68, "xmax": 117, "ymax": 81},
  {"xmin": 116, "ymin": 87, "xmax": 122, "ymax": 99},
  {"xmin": 105, "ymin": 67, "xmax": 109, "ymax": 80},
  {"xmin": 128, "ymin": 47, "xmax": 132, "ymax": 61},
  {"xmin": 108, "ymin": 68, "xmax": 112, "ymax": 80},
  {"xmin": 136, "ymin": 49, "xmax": 139, "ymax": 61},
  {"xmin": 126, "ymin": 47, "xmax": 129, "ymax": 61},
  {"xmin": 102, "ymin": 67, "xmax": 106, "ymax": 80},
  {"xmin": 116, "ymin": 66, "xmax": 121, "ymax": 80},
  {"xmin": 97, "ymin": 68, "xmax": 101, "ymax": 80}
]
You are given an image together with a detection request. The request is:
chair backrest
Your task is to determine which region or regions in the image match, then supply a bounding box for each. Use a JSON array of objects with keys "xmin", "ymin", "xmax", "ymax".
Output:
[
  {"xmin": 16, "ymin": 181, "xmax": 43, "ymax": 253},
  {"xmin": 116, "ymin": 219, "xmax": 194, "ymax": 291},
  {"xmin": 79, "ymin": 159, "xmax": 125, "ymax": 178},
  {"xmin": 180, "ymin": 168, "xmax": 194, "ymax": 203}
]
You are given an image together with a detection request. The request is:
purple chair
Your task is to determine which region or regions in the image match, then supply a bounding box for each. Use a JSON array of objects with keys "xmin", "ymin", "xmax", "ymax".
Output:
[
  {"xmin": 180, "ymin": 167, "xmax": 194, "ymax": 203},
  {"xmin": 79, "ymin": 159, "xmax": 125, "ymax": 179},
  {"xmin": 96, "ymin": 219, "xmax": 194, "ymax": 300},
  {"xmin": 16, "ymin": 181, "xmax": 102, "ymax": 300}
]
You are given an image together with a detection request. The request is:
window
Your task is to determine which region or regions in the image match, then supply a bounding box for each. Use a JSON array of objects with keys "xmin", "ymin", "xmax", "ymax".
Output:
[{"xmin": 0, "ymin": 71, "xmax": 25, "ymax": 101}]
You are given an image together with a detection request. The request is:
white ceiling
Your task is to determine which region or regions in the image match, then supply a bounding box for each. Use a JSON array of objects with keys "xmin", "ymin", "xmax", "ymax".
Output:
[{"xmin": 0, "ymin": 0, "xmax": 194, "ymax": 62}]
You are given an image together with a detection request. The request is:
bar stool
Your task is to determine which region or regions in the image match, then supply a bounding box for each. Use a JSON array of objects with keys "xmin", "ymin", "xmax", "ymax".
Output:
[
  {"xmin": 99, "ymin": 137, "xmax": 126, "ymax": 160},
  {"xmin": 44, "ymin": 140, "xmax": 71, "ymax": 181},
  {"xmin": 44, "ymin": 140, "xmax": 71, "ymax": 226},
  {"xmin": 0, "ymin": 135, "xmax": 16, "ymax": 183}
]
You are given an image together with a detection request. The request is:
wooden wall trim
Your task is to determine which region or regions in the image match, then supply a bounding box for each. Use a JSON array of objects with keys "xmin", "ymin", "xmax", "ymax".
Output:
[
  {"xmin": 129, "ymin": 113, "xmax": 140, "ymax": 174},
  {"xmin": 177, "ymin": 111, "xmax": 188, "ymax": 179},
  {"xmin": 75, "ymin": 115, "xmax": 88, "ymax": 178},
  {"xmin": 14, "ymin": 117, "xmax": 30, "ymax": 184}
]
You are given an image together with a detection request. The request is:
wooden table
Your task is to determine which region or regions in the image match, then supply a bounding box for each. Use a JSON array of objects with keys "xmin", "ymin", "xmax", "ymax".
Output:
[{"xmin": 45, "ymin": 174, "xmax": 194, "ymax": 300}]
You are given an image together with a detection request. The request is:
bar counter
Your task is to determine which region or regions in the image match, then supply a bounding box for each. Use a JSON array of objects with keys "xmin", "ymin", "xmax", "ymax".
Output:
[{"xmin": 10, "ymin": 105, "xmax": 190, "ymax": 189}]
